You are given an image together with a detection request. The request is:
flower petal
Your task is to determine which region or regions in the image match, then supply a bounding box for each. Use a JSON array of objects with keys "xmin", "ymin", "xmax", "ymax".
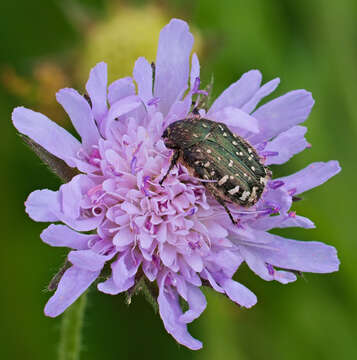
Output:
[
  {"xmin": 44, "ymin": 266, "xmax": 99, "ymax": 317},
  {"xmin": 250, "ymin": 90, "xmax": 314, "ymax": 144},
  {"xmin": 112, "ymin": 251, "xmax": 141, "ymax": 291},
  {"xmin": 251, "ymin": 214, "xmax": 315, "ymax": 231},
  {"xmin": 264, "ymin": 126, "xmax": 309, "ymax": 165},
  {"xmin": 154, "ymin": 19, "xmax": 193, "ymax": 115},
  {"xmin": 158, "ymin": 274, "xmax": 202, "ymax": 350},
  {"xmin": 241, "ymin": 78, "xmax": 280, "ymax": 114},
  {"xmin": 179, "ymin": 284, "xmax": 207, "ymax": 323},
  {"xmin": 56, "ymin": 88, "xmax": 100, "ymax": 149},
  {"xmin": 279, "ymin": 161, "xmax": 341, "ymax": 195},
  {"xmin": 25, "ymin": 189, "xmax": 59, "ymax": 222},
  {"xmin": 219, "ymin": 278, "xmax": 257, "ymax": 308},
  {"xmin": 102, "ymin": 95, "xmax": 142, "ymax": 138},
  {"xmin": 108, "ymin": 77, "xmax": 136, "ymax": 106},
  {"xmin": 97, "ymin": 276, "xmax": 122, "ymax": 295},
  {"xmin": 208, "ymin": 70, "xmax": 262, "ymax": 114},
  {"xmin": 190, "ymin": 53, "xmax": 200, "ymax": 90},
  {"xmin": 243, "ymin": 231, "xmax": 339, "ymax": 273},
  {"xmin": 40, "ymin": 224, "xmax": 94, "ymax": 249},
  {"xmin": 85, "ymin": 62, "xmax": 108, "ymax": 125},
  {"xmin": 68, "ymin": 249, "xmax": 112, "ymax": 271},
  {"xmin": 207, "ymin": 106, "xmax": 259, "ymax": 134},
  {"xmin": 133, "ymin": 57, "xmax": 153, "ymax": 104},
  {"xmin": 12, "ymin": 107, "xmax": 81, "ymax": 167},
  {"xmin": 239, "ymin": 246, "xmax": 297, "ymax": 284}
]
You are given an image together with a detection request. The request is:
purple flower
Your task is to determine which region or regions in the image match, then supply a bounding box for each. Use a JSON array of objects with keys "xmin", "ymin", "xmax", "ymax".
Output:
[{"xmin": 12, "ymin": 19, "xmax": 340, "ymax": 350}]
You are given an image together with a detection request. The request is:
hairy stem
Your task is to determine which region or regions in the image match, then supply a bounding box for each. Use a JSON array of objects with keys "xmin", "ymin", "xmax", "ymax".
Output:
[{"xmin": 58, "ymin": 293, "xmax": 87, "ymax": 360}]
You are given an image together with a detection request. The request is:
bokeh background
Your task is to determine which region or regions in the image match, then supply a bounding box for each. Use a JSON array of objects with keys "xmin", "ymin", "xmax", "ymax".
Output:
[{"xmin": 1, "ymin": 0, "xmax": 356, "ymax": 359}]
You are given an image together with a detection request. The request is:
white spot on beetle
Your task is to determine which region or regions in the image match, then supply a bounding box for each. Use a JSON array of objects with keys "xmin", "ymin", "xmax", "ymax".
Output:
[
  {"xmin": 260, "ymin": 177, "xmax": 268, "ymax": 185},
  {"xmin": 228, "ymin": 160, "xmax": 233, "ymax": 167},
  {"xmin": 210, "ymin": 171, "xmax": 215, "ymax": 176},
  {"xmin": 217, "ymin": 156, "xmax": 221, "ymax": 161},
  {"xmin": 206, "ymin": 149, "xmax": 212, "ymax": 154},
  {"xmin": 251, "ymin": 166, "xmax": 256, "ymax": 171},
  {"xmin": 248, "ymin": 187, "xmax": 258, "ymax": 202},
  {"xmin": 218, "ymin": 175, "xmax": 229, "ymax": 186},
  {"xmin": 223, "ymin": 132, "xmax": 227, "ymax": 137},
  {"xmin": 248, "ymin": 148, "xmax": 252, "ymax": 154},
  {"xmin": 232, "ymin": 141, "xmax": 238, "ymax": 145},
  {"xmin": 193, "ymin": 133, "xmax": 199, "ymax": 138},
  {"xmin": 228, "ymin": 185, "xmax": 240, "ymax": 195},
  {"xmin": 229, "ymin": 175, "xmax": 234, "ymax": 180},
  {"xmin": 202, "ymin": 123, "xmax": 208, "ymax": 128},
  {"xmin": 240, "ymin": 191, "xmax": 250, "ymax": 201},
  {"xmin": 204, "ymin": 161, "xmax": 210, "ymax": 168},
  {"xmin": 194, "ymin": 161, "xmax": 200, "ymax": 165}
]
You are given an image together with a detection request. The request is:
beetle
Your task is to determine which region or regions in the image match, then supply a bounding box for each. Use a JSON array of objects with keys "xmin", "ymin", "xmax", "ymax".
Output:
[{"xmin": 159, "ymin": 117, "xmax": 271, "ymax": 224}]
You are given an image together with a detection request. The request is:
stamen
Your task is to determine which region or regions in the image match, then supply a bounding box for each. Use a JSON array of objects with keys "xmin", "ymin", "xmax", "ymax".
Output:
[
  {"xmin": 192, "ymin": 77, "xmax": 209, "ymax": 96},
  {"xmin": 92, "ymin": 205, "xmax": 104, "ymax": 216},
  {"xmin": 147, "ymin": 97, "xmax": 160, "ymax": 106},
  {"xmin": 130, "ymin": 156, "xmax": 137, "ymax": 175},
  {"xmin": 269, "ymin": 180, "xmax": 285, "ymax": 189},
  {"xmin": 141, "ymin": 175, "xmax": 151, "ymax": 197},
  {"xmin": 264, "ymin": 201, "xmax": 281, "ymax": 214},
  {"xmin": 266, "ymin": 263, "xmax": 275, "ymax": 276},
  {"xmin": 260, "ymin": 151, "xmax": 279, "ymax": 157},
  {"xmin": 186, "ymin": 207, "xmax": 197, "ymax": 216},
  {"xmin": 256, "ymin": 141, "xmax": 268, "ymax": 151}
]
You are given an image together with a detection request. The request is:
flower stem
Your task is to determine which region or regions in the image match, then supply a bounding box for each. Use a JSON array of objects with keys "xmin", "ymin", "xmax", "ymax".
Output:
[{"xmin": 58, "ymin": 292, "xmax": 87, "ymax": 360}]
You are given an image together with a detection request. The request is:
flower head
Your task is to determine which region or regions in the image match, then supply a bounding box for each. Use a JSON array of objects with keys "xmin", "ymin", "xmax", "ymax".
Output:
[{"xmin": 12, "ymin": 19, "xmax": 340, "ymax": 350}]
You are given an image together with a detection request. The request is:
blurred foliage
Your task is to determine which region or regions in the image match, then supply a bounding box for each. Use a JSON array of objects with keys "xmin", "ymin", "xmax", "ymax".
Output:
[{"xmin": 1, "ymin": 0, "xmax": 356, "ymax": 359}]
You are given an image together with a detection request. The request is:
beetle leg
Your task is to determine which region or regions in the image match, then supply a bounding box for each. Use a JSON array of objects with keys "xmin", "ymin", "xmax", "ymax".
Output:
[
  {"xmin": 204, "ymin": 182, "xmax": 237, "ymax": 225},
  {"xmin": 216, "ymin": 198, "xmax": 237, "ymax": 225},
  {"xmin": 159, "ymin": 150, "xmax": 180, "ymax": 186}
]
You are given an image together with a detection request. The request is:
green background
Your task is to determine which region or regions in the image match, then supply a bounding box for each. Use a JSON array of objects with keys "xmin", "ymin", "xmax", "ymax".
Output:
[{"xmin": 1, "ymin": 0, "xmax": 356, "ymax": 359}]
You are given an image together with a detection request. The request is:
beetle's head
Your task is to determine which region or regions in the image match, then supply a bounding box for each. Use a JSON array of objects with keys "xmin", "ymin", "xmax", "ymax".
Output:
[{"xmin": 162, "ymin": 127, "xmax": 177, "ymax": 149}]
